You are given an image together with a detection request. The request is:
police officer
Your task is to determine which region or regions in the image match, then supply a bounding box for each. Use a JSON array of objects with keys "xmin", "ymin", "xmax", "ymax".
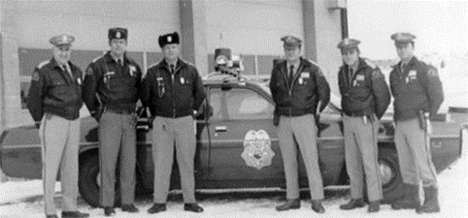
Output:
[
  {"xmin": 389, "ymin": 32, "xmax": 444, "ymax": 213},
  {"xmin": 141, "ymin": 32, "xmax": 206, "ymax": 214},
  {"xmin": 336, "ymin": 38, "xmax": 391, "ymax": 213},
  {"xmin": 82, "ymin": 28, "xmax": 142, "ymax": 216},
  {"xmin": 26, "ymin": 34, "xmax": 89, "ymax": 218},
  {"xmin": 269, "ymin": 35, "xmax": 330, "ymax": 213}
]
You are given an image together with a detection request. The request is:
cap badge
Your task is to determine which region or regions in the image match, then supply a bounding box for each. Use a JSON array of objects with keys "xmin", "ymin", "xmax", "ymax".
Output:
[
  {"xmin": 343, "ymin": 38, "xmax": 350, "ymax": 45},
  {"xmin": 116, "ymin": 31, "xmax": 121, "ymax": 39},
  {"xmin": 62, "ymin": 35, "xmax": 67, "ymax": 43},
  {"xmin": 168, "ymin": 36, "xmax": 172, "ymax": 43}
]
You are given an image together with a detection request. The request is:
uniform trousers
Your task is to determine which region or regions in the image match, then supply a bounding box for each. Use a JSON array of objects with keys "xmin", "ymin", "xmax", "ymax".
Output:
[
  {"xmin": 39, "ymin": 114, "xmax": 80, "ymax": 215},
  {"xmin": 395, "ymin": 118, "xmax": 437, "ymax": 187},
  {"xmin": 152, "ymin": 115, "xmax": 197, "ymax": 203},
  {"xmin": 99, "ymin": 111, "xmax": 136, "ymax": 207},
  {"xmin": 343, "ymin": 114, "xmax": 382, "ymax": 201},
  {"xmin": 277, "ymin": 114, "xmax": 324, "ymax": 200}
]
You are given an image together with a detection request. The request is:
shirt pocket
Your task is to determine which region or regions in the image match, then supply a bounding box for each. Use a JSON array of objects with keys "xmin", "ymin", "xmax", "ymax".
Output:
[{"xmin": 50, "ymin": 80, "xmax": 68, "ymax": 95}]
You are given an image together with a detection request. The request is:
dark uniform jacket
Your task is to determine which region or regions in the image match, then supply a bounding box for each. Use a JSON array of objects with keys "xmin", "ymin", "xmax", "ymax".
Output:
[
  {"xmin": 390, "ymin": 56, "xmax": 444, "ymax": 121},
  {"xmin": 82, "ymin": 52, "xmax": 142, "ymax": 116},
  {"xmin": 269, "ymin": 58, "xmax": 330, "ymax": 117},
  {"xmin": 26, "ymin": 58, "xmax": 83, "ymax": 123},
  {"xmin": 141, "ymin": 58, "xmax": 206, "ymax": 118},
  {"xmin": 338, "ymin": 58, "xmax": 391, "ymax": 119}
]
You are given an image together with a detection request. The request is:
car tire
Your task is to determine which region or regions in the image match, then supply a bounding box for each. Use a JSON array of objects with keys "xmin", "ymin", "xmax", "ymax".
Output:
[
  {"xmin": 78, "ymin": 152, "xmax": 121, "ymax": 208},
  {"xmin": 378, "ymin": 146, "xmax": 405, "ymax": 204}
]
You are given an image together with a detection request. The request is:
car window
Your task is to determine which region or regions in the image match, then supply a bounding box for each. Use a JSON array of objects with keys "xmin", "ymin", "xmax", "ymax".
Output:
[{"xmin": 209, "ymin": 87, "xmax": 274, "ymax": 120}]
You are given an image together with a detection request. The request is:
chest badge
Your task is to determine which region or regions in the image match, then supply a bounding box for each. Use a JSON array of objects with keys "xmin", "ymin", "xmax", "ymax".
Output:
[
  {"xmin": 241, "ymin": 130, "xmax": 275, "ymax": 170},
  {"xmin": 77, "ymin": 78, "xmax": 82, "ymax": 85},
  {"xmin": 180, "ymin": 77, "xmax": 185, "ymax": 84}
]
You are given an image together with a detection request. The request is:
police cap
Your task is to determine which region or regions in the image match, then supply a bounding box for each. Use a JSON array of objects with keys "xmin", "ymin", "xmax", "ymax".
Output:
[
  {"xmin": 281, "ymin": 35, "xmax": 302, "ymax": 49},
  {"xmin": 391, "ymin": 32, "xmax": 416, "ymax": 44},
  {"xmin": 108, "ymin": 27, "xmax": 128, "ymax": 40},
  {"xmin": 158, "ymin": 32, "xmax": 180, "ymax": 48},
  {"xmin": 337, "ymin": 38, "xmax": 360, "ymax": 51},
  {"xmin": 49, "ymin": 34, "xmax": 75, "ymax": 47}
]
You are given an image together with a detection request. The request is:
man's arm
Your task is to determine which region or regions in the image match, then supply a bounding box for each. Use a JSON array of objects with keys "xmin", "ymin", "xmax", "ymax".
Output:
[
  {"xmin": 82, "ymin": 63, "xmax": 100, "ymax": 120},
  {"xmin": 192, "ymin": 68, "xmax": 206, "ymax": 112},
  {"xmin": 371, "ymin": 68, "xmax": 391, "ymax": 119},
  {"xmin": 26, "ymin": 68, "xmax": 45, "ymax": 128},
  {"xmin": 315, "ymin": 68, "xmax": 330, "ymax": 113},
  {"xmin": 422, "ymin": 66, "xmax": 444, "ymax": 116}
]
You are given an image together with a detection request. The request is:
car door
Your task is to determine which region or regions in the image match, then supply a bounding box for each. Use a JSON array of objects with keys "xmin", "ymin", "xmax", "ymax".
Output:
[{"xmin": 205, "ymin": 84, "xmax": 285, "ymax": 188}]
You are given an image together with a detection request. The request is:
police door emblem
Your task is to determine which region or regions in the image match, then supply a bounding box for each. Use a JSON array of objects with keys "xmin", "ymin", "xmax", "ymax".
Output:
[{"xmin": 241, "ymin": 130, "xmax": 275, "ymax": 170}]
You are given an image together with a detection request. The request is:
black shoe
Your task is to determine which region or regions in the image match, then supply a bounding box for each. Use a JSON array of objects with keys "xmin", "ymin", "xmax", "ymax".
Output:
[
  {"xmin": 184, "ymin": 203, "xmax": 204, "ymax": 213},
  {"xmin": 61, "ymin": 211, "xmax": 90, "ymax": 218},
  {"xmin": 276, "ymin": 199, "xmax": 300, "ymax": 211},
  {"xmin": 311, "ymin": 200, "xmax": 325, "ymax": 214},
  {"xmin": 368, "ymin": 201, "xmax": 380, "ymax": 213},
  {"xmin": 147, "ymin": 203, "xmax": 167, "ymax": 214},
  {"xmin": 46, "ymin": 215, "xmax": 58, "ymax": 218},
  {"xmin": 391, "ymin": 184, "xmax": 420, "ymax": 210},
  {"xmin": 103, "ymin": 207, "xmax": 116, "ymax": 216},
  {"xmin": 121, "ymin": 204, "xmax": 139, "ymax": 213},
  {"xmin": 340, "ymin": 198, "xmax": 366, "ymax": 210},
  {"xmin": 416, "ymin": 186, "xmax": 440, "ymax": 214}
]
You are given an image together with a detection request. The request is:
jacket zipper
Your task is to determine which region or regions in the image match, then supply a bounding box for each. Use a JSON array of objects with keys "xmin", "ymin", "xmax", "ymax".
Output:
[{"xmin": 282, "ymin": 63, "xmax": 303, "ymax": 116}]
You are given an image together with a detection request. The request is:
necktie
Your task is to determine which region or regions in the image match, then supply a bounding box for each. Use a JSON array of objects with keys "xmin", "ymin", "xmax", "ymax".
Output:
[
  {"xmin": 289, "ymin": 65, "xmax": 294, "ymax": 84},
  {"xmin": 401, "ymin": 63, "xmax": 406, "ymax": 72},
  {"xmin": 348, "ymin": 68, "xmax": 354, "ymax": 84},
  {"xmin": 170, "ymin": 64, "xmax": 175, "ymax": 74},
  {"xmin": 118, "ymin": 59, "xmax": 123, "ymax": 66},
  {"xmin": 63, "ymin": 64, "xmax": 72, "ymax": 77}
]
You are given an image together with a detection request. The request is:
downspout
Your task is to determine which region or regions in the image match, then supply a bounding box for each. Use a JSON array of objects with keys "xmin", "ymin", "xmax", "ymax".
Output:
[{"xmin": 340, "ymin": 8, "xmax": 348, "ymax": 39}]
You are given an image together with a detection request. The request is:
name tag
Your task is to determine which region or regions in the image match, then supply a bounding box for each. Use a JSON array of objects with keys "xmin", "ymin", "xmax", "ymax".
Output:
[
  {"xmin": 300, "ymin": 72, "xmax": 310, "ymax": 78},
  {"xmin": 105, "ymin": 71, "xmax": 115, "ymax": 76},
  {"xmin": 356, "ymin": 74, "xmax": 365, "ymax": 81}
]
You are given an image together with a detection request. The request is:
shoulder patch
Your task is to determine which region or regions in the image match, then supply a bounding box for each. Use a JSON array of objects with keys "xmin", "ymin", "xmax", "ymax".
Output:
[
  {"xmin": 32, "ymin": 70, "xmax": 40, "ymax": 81},
  {"xmin": 372, "ymin": 69, "xmax": 384, "ymax": 79},
  {"xmin": 86, "ymin": 66, "xmax": 94, "ymax": 75},
  {"xmin": 364, "ymin": 59, "xmax": 378, "ymax": 69},
  {"xmin": 428, "ymin": 67, "xmax": 439, "ymax": 77},
  {"xmin": 37, "ymin": 60, "xmax": 50, "ymax": 69}
]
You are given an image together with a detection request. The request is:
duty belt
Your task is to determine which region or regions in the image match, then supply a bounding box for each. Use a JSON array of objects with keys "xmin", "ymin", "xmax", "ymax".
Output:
[{"xmin": 105, "ymin": 107, "xmax": 136, "ymax": 114}]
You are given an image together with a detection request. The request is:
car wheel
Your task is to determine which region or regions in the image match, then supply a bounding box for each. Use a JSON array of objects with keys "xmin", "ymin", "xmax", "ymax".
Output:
[
  {"xmin": 78, "ymin": 152, "xmax": 121, "ymax": 207},
  {"xmin": 378, "ymin": 146, "xmax": 405, "ymax": 203}
]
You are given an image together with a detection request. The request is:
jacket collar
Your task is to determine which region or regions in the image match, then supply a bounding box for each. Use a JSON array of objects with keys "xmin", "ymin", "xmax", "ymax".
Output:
[
  {"xmin": 50, "ymin": 57, "xmax": 75, "ymax": 71},
  {"xmin": 394, "ymin": 56, "xmax": 417, "ymax": 68},
  {"xmin": 157, "ymin": 57, "xmax": 187, "ymax": 70},
  {"xmin": 104, "ymin": 51, "xmax": 130, "ymax": 65}
]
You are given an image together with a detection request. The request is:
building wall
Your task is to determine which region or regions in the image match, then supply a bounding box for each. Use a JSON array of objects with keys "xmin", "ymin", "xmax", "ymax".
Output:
[
  {"xmin": 0, "ymin": 0, "xmax": 180, "ymax": 128},
  {"xmin": 204, "ymin": 0, "xmax": 304, "ymax": 75},
  {"xmin": 0, "ymin": 0, "xmax": 343, "ymax": 129},
  {"xmin": 312, "ymin": 0, "xmax": 343, "ymax": 96}
]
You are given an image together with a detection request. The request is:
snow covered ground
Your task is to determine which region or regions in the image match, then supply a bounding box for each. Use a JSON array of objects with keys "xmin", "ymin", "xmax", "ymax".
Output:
[{"xmin": 1, "ymin": 153, "xmax": 467, "ymax": 218}]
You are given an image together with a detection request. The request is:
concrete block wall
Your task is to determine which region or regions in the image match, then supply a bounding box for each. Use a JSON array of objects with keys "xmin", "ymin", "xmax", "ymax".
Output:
[{"xmin": 0, "ymin": 0, "xmax": 343, "ymax": 129}]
